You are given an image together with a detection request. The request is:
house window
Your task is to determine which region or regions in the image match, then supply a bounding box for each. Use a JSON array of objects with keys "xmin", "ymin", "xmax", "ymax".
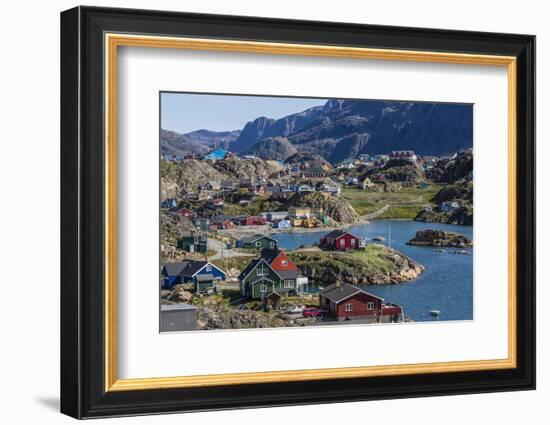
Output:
[
  {"xmin": 340, "ymin": 239, "xmax": 345, "ymax": 247},
  {"xmin": 270, "ymin": 241, "xmax": 275, "ymax": 248},
  {"xmin": 255, "ymin": 241, "xmax": 261, "ymax": 247},
  {"xmin": 205, "ymin": 264, "xmax": 212, "ymax": 272},
  {"xmin": 367, "ymin": 302, "xmax": 374, "ymax": 310},
  {"xmin": 281, "ymin": 260, "xmax": 288, "ymax": 267},
  {"xmin": 284, "ymin": 280, "xmax": 294, "ymax": 288},
  {"xmin": 257, "ymin": 265, "xmax": 268, "ymax": 276},
  {"xmin": 345, "ymin": 303, "xmax": 353, "ymax": 312},
  {"xmin": 351, "ymin": 238, "xmax": 356, "ymax": 247},
  {"xmin": 260, "ymin": 284, "xmax": 268, "ymax": 293}
]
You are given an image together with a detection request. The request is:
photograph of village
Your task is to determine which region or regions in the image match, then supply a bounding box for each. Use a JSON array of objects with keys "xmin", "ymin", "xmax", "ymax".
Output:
[{"xmin": 159, "ymin": 93, "xmax": 473, "ymax": 332}]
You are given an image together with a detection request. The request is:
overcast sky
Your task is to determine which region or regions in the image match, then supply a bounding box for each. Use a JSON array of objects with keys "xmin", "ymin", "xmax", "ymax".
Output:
[{"xmin": 161, "ymin": 92, "xmax": 327, "ymax": 134}]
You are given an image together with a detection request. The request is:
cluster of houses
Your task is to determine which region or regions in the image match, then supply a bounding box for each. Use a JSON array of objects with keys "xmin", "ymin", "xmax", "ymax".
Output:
[{"xmin": 160, "ymin": 225, "xmax": 403, "ymax": 331}]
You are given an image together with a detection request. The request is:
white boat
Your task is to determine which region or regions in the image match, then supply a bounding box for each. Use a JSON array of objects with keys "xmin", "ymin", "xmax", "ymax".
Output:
[{"xmin": 429, "ymin": 310, "xmax": 440, "ymax": 316}]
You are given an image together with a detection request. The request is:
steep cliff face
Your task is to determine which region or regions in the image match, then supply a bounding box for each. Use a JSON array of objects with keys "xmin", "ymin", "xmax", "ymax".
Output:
[
  {"xmin": 242, "ymin": 137, "xmax": 298, "ymax": 161},
  {"xmin": 231, "ymin": 99, "xmax": 473, "ymax": 162}
]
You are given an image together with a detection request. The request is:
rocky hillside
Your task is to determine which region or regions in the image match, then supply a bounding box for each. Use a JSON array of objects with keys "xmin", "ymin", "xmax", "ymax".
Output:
[
  {"xmin": 160, "ymin": 158, "xmax": 283, "ymax": 199},
  {"xmin": 161, "ymin": 159, "xmax": 226, "ymax": 197},
  {"xmin": 285, "ymin": 192, "xmax": 360, "ymax": 224},
  {"xmin": 426, "ymin": 150, "xmax": 473, "ymax": 183},
  {"xmin": 160, "ymin": 212, "xmax": 196, "ymax": 263},
  {"xmin": 210, "ymin": 157, "xmax": 282, "ymax": 179},
  {"xmin": 231, "ymin": 99, "xmax": 473, "ymax": 163},
  {"xmin": 161, "ymin": 129, "xmax": 210, "ymax": 157},
  {"xmin": 161, "ymin": 128, "xmax": 240, "ymax": 156},
  {"xmin": 289, "ymin": 244, "xmax": 424, "ymax": 285},
  {"xmin": 184, "ymin": 129, "xmax": 240, "ymax": 149},
  {"xmin": 374, "ymin": 159, "xmax": 426, "ymax": 183},
  {"xmin": 414, "ymin": 180, "xmax": 473, "ymax": 225},
  {"xmin": 407, "ymin": 229, "xmax": 472, "ymax": 248},
  {"xmin": 243, "ymin": 136, "xmax": 298, "ymax": 161}
]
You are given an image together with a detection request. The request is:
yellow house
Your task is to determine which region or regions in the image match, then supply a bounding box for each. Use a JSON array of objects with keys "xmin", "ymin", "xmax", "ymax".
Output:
[{"xmin": 288, "ymin": 207, "xmax": 311, "ymax": 218}]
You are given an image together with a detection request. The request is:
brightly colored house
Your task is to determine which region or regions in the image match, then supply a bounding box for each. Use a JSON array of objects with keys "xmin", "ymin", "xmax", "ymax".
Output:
[
  {"xmin": 319, "ymin": 283, "xmax": 403, "ymax": 322},
  {"xmin": 239, "ymin": 234, "xmax": 278, "ymax": 250},
  {"xmin": 239, "ymin": 249, "xmax": 308, "ymax": 299},
  {"xmin": 320, "ymin": 230, "xmax": 361, "ymax": 251},
  {"xmin": 161, "ymin": 260, "xmax": 226, "ymax": 292},
  {"xmin": 177, "ymin": 231, "xmax": 208, "ymax": 253}
]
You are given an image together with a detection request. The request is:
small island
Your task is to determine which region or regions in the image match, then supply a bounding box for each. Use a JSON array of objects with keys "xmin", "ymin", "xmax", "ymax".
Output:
[{"xmin": 407, "ymin": 229, "xmax": 472, "ymax": 248}]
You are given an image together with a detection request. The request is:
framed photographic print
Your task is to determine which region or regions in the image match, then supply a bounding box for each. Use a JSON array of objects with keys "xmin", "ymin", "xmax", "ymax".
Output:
[{"xmin": 60, "ymin": 6, "xmax": 536, "ymax": 419}]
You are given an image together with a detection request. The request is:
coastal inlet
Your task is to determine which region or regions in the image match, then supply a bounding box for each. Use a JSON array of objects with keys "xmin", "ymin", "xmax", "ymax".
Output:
[{"xmin": 272, "ymin": 220, "xmax": 473, "ymax": 322}]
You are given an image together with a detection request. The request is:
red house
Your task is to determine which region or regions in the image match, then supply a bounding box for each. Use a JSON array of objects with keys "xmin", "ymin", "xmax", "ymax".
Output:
[
  {"xmin": 320, "ymin": 230, "xmax": 361, "ymax": 251},
  {"xmin": 168, "ymin": 206, "xmax": 198, "ymax": 219},
  {"xmin": 261, "ymin": 248, "xmax": 298, "ymax": 272},
  {"xmin": 240, "ymin": 216, "xmax": 267, "ymax": 226},
  {"xmin": 218, "ymin": 219, "xmax": 236, "ymax": 230},
  {"xmin": 319, "ymin": 283, "xmax": 403, "ymax": 322}
]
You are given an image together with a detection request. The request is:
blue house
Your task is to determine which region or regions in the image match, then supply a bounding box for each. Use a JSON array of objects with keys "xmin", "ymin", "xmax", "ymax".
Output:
[
  {"xmin": 204, "ymin": 148, "xmax": 228, "ymax": 161},
  {"xmin": 161, "ymin": 198, "xmax": 177, "ymax": 209},
  {"xmin": 275, "ymin": 220, "xmax": 291, "ymax": 229},
  {"xmin": 161, "ymin": 260, "xmax": 226, "ymax": 293}
]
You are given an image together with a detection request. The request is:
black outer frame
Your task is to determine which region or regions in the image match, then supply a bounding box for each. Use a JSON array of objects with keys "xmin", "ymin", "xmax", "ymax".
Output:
[{"xmin": 60, "ymin": 6, "xmax": 536, "ymax": 419}]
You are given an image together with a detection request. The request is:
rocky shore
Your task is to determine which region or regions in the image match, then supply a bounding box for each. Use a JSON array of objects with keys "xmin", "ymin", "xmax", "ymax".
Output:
[
  {"xmin": 289, "ymin": 244, "xmax": 425, "ymax": 286},
  {"xmin": 407, "ymin": 229, "xmax": 472, "ymax": 248}
]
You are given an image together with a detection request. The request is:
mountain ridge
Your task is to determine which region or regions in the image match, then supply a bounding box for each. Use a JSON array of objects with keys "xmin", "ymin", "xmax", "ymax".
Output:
[{"xmin": 161, "ymin": 98, "xmax": 472, "ymax": 163}]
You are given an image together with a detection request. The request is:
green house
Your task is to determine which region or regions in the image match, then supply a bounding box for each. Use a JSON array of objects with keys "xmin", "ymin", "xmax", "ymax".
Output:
[
  {"xmin": 177, "ymin": 231, "xmax": 208, "ymax": 253},
  {"xmin": 238, "ymin": 257, "xmax": 301, "ymax": 300},
  {"xmin": 239, "ymin": 234, "xmax": 278, "ymax": 250}
]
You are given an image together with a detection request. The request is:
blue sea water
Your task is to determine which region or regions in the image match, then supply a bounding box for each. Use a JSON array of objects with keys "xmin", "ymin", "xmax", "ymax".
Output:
[{"xmin": 272, "ymin": 221, "xmax": 473, "ymax": 322}]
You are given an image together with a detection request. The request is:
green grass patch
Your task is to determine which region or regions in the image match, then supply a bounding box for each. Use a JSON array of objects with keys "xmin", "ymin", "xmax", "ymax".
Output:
[
  {"xmin": 342, "ymin": 184, "xmax": 441, "ymax": 219},
  {"xmin": 212, "ymin": 255, "xmax": 253, "ymax": 272}
]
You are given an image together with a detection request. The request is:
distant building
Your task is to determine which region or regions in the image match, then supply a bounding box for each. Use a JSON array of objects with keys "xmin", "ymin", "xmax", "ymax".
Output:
[
  {"xmin": 275, "ymin": 219, "xmax": 291, "ymax": 229},
  {"xmin": 301, "ymin": 167, "xmax": 326, "ymax": 180},
  {"xmin": 297, "ymin": 184, "xmax": 315, "ymax": 193},
  {"xmin": 264, "ymin": 211, "xmax": 288, "ymax": 222},
  {"xmin": 161, "ymin": 260, "xmax": 226, "ymax": 292},
  {"xmin": 288, "ymin": 207, "xmax": 311, "ymax": 218},
  {"xmin": 177, "ymin": 231, "xmax": 208, "ymax": 253},
  {"xmin": 239, "ymin": 178, "xmax": 253, "ymax": 188},
  {"xmin": 240, "ymin": 216, "xmax": 267, "ymax": 226},
  {"xmin": 161, "ymin": 198, "xmax": 177, "ymax": 209},
  {"xmin": 168, "ymin": 206, "xmax": 198, "ymax": 219},
  {"xmin": 320, "ymin": 230, "xmax": 361, "ymax": 251},
  {"xmin": 221, "ymin": 180, "xmax": 236, "ymax": 191},
  {"xmin": 440, "ymin": 201, "xmax": 460, "ymax": 212},
  {"xmin": 204, "ymin": 148, "xmax": 228, "ymax": 161},
  {"xmin": 238, "ymin": 234, "xmax": 278, "ymax": 250},
  {"xmin": 205, "ymin": 181, "xmax": 221, "ymax": 191},
  {"xmin": 390, "ymin": 150, "xmax": 418, "ymax": 162}
]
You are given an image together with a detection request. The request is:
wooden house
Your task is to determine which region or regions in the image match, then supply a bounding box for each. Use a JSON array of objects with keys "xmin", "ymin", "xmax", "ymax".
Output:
[
  {"xmin": 239, "ymin": 216, "xmax": 267, "ymax": 226},
  {"xmin": 320, "ymin": 230, "xmax": 361, "ymax": 251},
  {"xmin": 177, "ymin": 231, "xmax": 208, "ymax": 253},
  {"xmin": 301, "ymin": 166, "xmax": 326, "ymax": 180},
  {"xmin": 238, "ymin": 250, "xmax": 304, "ymax": 300},
  {"xmin": 161, "ymin": 260, "xmax": 226, "ymax": 292},
  {"xmin": 168, "ymin": 206, "xmax": 198, "ymax": 219},
  {"xmin": 238, "ymin": 234, "xmax": 278, "ymax": 250},
  {"xmin": 319, "ymin": 283, "xmax": 403, "ymax": 322},
  {"xmin": 288, "ymin": 207, "xmax": 311, "ymax": 218},
  {"xmin": 161, "ymin": 198, "xmax": 177, "ymax": 209}
]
